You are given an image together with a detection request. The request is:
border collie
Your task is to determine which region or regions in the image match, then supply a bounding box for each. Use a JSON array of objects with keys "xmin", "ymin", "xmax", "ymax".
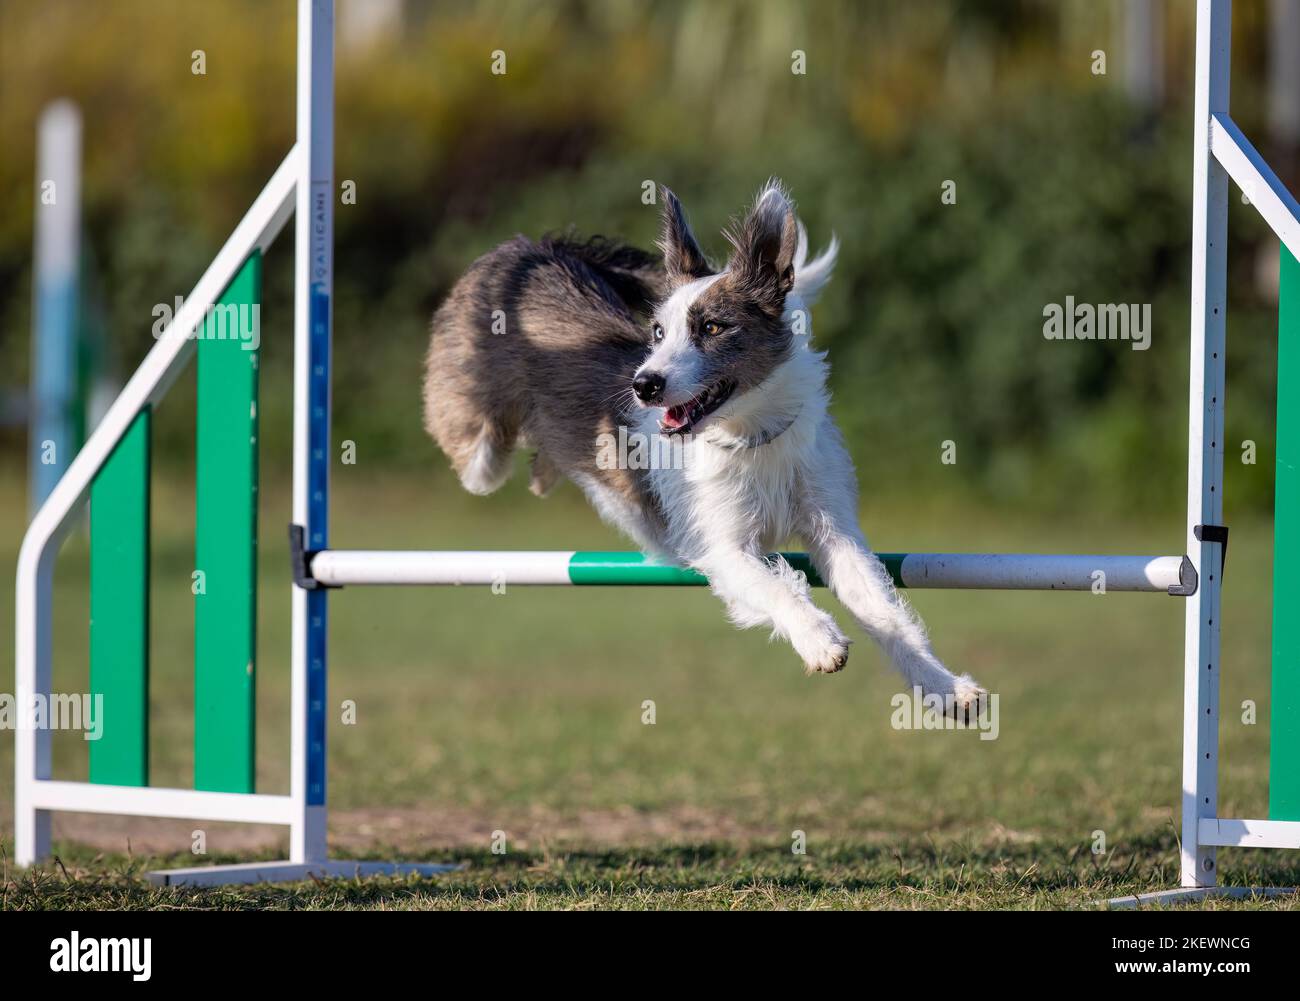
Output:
[{"xmin": 424, "ymin": 181, "xmax": 983, "ymax": 713}]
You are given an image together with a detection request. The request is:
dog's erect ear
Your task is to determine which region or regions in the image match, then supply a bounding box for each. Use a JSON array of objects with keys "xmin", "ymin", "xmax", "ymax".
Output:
[
  {"xmin": 725, "ymin": 180, "xmax": 799, "ymax": 305},
  {"xmin": 658, "ymin": 187, "xmax": 712, "ymax": 283}
]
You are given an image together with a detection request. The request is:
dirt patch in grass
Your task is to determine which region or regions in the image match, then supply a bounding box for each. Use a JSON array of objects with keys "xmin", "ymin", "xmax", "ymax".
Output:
[{"xmin": 37, "ymin": 804, "xmax": 769, "ymax": 858}]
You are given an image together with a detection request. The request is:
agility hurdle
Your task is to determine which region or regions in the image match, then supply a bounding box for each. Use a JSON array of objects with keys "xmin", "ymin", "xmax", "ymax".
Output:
[
  {"xmin": 12, "ymin": 0, "xmax": 1300, "ymax": 899},
  {"xmin": 303, "ymin": 548, "xmax": 1193, "ymax": 592}
]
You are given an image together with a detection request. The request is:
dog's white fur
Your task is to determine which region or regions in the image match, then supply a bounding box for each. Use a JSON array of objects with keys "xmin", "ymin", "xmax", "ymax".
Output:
[{"xmin": 615, "ymin": 188, "xmax": 981, "ymax": 707}]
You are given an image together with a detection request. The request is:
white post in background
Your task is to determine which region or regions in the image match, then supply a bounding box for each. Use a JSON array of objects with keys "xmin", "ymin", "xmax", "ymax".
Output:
[
  {"xmin": 1183, "ymin": 0, "xmax": 1231, "ymax": 891},
  {"xmin": 1121, "ymin": 0, "xmax": 1164, "ymax": 110},
  {"xmin": 1268, "ymin": 0, "xmax": 1300, "ymax": 148},
  {"xmin": 290, "ymin": 0, "xmax": 334, "ymax": 865},
  {"xmin": 338, "ymin": 0, "xmax": 405, "ymax": 53},
  {"xmin": 29, "ymin": 100, "xmax": 82, "ymax": 519}
]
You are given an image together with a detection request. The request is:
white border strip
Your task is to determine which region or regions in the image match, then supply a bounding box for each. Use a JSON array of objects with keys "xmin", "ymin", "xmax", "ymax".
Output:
[
  {"xmin": 28, "ymin": 781, "xmax": 296, "ymax": 825},
  {"xmin": 1199, "ymin": 817, "xmax": 1300, "ymax": 849},
  {"xmin": 1210, "ymin": 112, "xmax": 1300, "ymax": 258}
]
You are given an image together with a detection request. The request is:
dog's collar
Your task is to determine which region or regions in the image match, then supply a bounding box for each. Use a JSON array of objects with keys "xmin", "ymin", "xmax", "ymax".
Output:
[{"xmin": 714, "ymin": 407, "xmax": 802, "ymax": 450}]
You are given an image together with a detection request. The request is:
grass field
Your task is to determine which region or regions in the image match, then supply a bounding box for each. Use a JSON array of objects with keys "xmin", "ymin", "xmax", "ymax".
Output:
[{"xmin": 1, "ymin": 467, "xmax": 1297, "ymax": 910}]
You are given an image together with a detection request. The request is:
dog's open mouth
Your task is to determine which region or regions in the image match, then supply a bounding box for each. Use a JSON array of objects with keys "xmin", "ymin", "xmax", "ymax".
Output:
[{"xmin": 659, "ymin": 380, "xmax": 735, "ymax": 435}]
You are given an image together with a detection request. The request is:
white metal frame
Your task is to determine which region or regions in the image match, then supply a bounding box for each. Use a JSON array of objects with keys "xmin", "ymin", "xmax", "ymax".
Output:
[
  {"xmin": 12, "ymin": 0, "xmax": 1300, "ymax": 897},
  {"xmin": 13, "ymin": 0, "xmax": 449, "ymax": 886},
  {"xmin": 287, "ymin": 0, "xmax": 334, "ymax": 881},
  {"xmin": 156, "ymin": 0, "xmax": 447, "ymax": 886},
  {"xmin": 1178, "ymin": 0, "xmax": 1232, "ymax": 901},
  {"xmin": 1117, "ymin": 0, "xmax": 1300, "ymax": 909},
  {"xmin": 14, "ymin": 146, "xmax": 299, "ymax": 870}
]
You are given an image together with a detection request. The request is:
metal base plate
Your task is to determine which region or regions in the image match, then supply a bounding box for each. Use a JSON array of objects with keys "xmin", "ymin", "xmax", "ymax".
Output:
[
  {"xmin": 145, "ymin": 860, "xmax": 460, "ymax": 888},
  {"xmin": 1106, "ymin": 886, "xmax": 1297, "ymax": 909}
]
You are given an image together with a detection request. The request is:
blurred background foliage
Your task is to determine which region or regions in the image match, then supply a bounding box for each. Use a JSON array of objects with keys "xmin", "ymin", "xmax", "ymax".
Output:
[{"xmin": 1, "ymin": 0, "xmax": 1296, "ymax": 515}]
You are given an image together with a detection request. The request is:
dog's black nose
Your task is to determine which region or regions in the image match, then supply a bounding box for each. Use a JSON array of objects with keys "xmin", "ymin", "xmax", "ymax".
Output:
[{"xmin": 633, "ymin": 371, "xmax": 666, "ymax": 403}]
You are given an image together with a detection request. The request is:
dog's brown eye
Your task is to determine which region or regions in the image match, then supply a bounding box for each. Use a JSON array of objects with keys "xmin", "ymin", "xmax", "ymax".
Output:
[{"xmin": 703, "ymin": 320, "xmax": 723, "ymax": 336}]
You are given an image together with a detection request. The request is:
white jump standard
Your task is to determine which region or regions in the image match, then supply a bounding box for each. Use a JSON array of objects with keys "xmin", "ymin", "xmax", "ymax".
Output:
[
  {"xmin": 13, "ymin": 0, "xmax": 1300, "ymax": 899},
  {"xmin": 15, "ymin": 0, "xmax": 452, "ymax": 888}
]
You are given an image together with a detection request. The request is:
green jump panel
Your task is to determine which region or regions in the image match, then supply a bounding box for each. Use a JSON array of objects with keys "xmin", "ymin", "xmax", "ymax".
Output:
[
  {"xmin": 1272, "ymin": 248, "xmax": 1300, "ymax": 821},
  {"xmin": 194, "ymin": 253, "xmax": 261, "ymax": 793},
  {"xmin": 89, "ymin": 408, "xmax": 151, "ymax": 786}
]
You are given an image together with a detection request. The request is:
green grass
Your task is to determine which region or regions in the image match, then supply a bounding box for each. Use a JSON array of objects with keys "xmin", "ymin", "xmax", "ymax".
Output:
[
  {"xmin": 1, "ymin": 467, "xmax": 1296, "ymax": 910},
  {"xmin": 8, "ymin": 840, "xmax": 1298, "ymax": 911}
]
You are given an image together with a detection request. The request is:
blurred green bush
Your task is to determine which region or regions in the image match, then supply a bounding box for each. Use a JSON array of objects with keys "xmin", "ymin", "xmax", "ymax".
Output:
[{"xmin": 0, "ymin": 0, "xmax": 1284, "ymax": 514}]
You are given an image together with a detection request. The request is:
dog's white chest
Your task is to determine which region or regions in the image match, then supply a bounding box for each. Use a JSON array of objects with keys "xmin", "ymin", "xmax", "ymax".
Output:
[{"xmin": 654, "ymin": 434, "xmax": 803, "ymax": 553}]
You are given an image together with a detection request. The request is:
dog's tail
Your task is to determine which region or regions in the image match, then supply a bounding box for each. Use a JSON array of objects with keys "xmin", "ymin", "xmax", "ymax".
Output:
[{"xmin": 791, "ymin": 221, "xmax": 838, "ymax": 307}]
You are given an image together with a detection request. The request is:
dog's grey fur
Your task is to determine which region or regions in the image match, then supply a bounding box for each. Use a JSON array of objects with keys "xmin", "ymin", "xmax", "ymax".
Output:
[{"xmin": 422, "ymin": 233, "xmax": 666, "ymax": 517}]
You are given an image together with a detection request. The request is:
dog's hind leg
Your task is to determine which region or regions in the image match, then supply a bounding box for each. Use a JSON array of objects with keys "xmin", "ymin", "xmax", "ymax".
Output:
[
  {"xmin": 529, "ymin": 449, "xmax": 560, "ymax": 497},
  {"xmin": 457, "ymin": 424, "xmax": 515, "ymax": 495}
]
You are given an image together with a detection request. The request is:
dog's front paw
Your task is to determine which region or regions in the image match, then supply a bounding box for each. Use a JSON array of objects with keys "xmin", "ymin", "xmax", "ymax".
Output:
[
  {"xmin": 945, "ymin": 674, "xmax": 987, "ymax": 722},
  {"xmin": 794, "ymin": 620, "xmax": 851, "ymax": 675}
]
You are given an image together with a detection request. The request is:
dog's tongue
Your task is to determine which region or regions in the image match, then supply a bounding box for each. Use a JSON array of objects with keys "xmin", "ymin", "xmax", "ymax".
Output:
[{"xmin": 662, "ymin": 405, "xmax": 689, "ymax": 430}]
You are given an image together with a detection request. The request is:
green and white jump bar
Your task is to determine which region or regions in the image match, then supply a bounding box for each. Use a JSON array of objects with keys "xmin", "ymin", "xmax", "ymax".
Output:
[{"xmin": 306, "ymin": 549, "xmax": 1195, "ymax": 593}]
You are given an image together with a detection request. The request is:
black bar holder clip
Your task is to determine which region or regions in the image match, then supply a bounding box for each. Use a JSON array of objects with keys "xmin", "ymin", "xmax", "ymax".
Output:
[
  {"xmin": 1168, "ymin": 523, "xmax": 1228, "ymax": 597},
  {"xmin": 290, "ymin": 523, "xmax": 339, "ymax": 590}
]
